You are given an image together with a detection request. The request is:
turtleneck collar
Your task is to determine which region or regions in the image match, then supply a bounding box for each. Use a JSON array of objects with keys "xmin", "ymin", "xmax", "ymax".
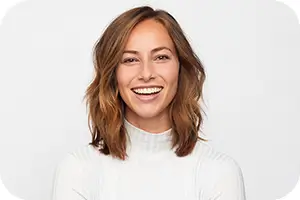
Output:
[{"xmin": 124, "ymin": 118, "xmax": 173, "ymax": 154}]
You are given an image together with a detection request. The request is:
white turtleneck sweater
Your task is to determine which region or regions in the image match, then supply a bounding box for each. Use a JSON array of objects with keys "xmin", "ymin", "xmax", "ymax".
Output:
[{"xmin": 51, "ymin": 119, "xmax": 246, "ymax": 200}]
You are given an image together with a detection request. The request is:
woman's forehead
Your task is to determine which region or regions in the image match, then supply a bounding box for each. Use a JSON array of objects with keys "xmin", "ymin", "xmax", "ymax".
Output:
[{"xmin": 124, "ymin": 19, "xmax": 175, "ymax": 52}]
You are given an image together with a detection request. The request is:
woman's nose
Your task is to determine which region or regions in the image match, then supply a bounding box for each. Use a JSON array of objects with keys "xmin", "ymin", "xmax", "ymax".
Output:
[{"xmin": 138, "ymin": 61, "xmax": 155, "ymax": 81}]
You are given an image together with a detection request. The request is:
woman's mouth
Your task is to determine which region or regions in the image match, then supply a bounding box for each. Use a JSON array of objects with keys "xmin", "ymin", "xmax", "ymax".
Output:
[
  {"xmin": 131, "ymin": 87, "xmax": 163, "ymax": 102},
  {"xmin": 132, "ymin": 87, "xmax": 163, "ymax": 95}
]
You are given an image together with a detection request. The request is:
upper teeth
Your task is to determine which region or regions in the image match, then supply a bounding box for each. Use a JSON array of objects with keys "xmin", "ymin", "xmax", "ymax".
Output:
[{"xmin": 133, "ymin": 87, "xmax": 162, "ymax": 94}]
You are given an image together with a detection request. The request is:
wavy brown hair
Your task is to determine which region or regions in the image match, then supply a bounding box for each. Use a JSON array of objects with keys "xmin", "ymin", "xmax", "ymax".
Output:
[{"xmin": 83, "ymin": 6, "xmax": 207, "ymax": 160}]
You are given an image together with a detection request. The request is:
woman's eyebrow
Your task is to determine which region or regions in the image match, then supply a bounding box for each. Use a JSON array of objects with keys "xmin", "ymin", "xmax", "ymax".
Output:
[
  {"xmin": 122, "ymin": 46, "xmax": 173, "ymax": 55},
  {"xmin": 151, "ymin": 46, "xmax": 173, "ymax": 54}
]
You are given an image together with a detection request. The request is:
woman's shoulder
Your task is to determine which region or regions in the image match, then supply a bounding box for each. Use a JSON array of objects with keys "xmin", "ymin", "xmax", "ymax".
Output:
[
  {"xmin": 52, "ymin": 145, "xmax": 103, "ymax": 199},
  {"xmin": 193, "ymin": 140, "xmax": 243, "ymax": 175},
  {"xmin": 193, "ymin": 140, "xmax": 246, "ymax": 199},
  {"xmin": 69, "ymin": 144, "xmax": 101, "ymax": 161},
  {"xmin": 55, "ymin": 144, "xmax": 102, "ymax": 173}
]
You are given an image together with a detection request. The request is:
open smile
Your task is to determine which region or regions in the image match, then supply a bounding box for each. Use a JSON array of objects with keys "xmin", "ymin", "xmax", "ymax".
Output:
[{"xmin": 131, "ymin": 87, "xmax": 163, "ymax": 102}]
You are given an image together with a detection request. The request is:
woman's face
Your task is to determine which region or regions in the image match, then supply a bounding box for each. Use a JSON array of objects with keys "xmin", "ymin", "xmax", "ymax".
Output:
[{"xmin": 116, "ymin": 19, "xmax": 179, "ymax": 123}]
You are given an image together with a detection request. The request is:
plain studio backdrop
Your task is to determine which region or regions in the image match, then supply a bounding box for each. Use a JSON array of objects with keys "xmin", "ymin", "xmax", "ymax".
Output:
[{"xmin": 0, "ymin": 0, "xmax": 299, "ymax": 200}]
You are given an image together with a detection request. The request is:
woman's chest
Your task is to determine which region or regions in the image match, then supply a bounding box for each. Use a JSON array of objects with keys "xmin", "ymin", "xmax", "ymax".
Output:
[{"xmin": 96, "ymin": 155, "xmax": 201, "ymax": 200}]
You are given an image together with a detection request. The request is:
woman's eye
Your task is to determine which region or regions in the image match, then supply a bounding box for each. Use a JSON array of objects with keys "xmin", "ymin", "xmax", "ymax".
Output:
[
  {"xmin": 156, "ymin": 55, "xmax": 170, "ymax": 60},
  {"xmin": 123, "ymin": 58, "xmax": 138, "ymax": 63}
]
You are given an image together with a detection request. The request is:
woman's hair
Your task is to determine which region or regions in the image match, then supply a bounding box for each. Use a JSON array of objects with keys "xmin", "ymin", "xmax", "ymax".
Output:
[{"xmin": 83, "ymin": 6, "xmax": 207, "ymax": 160}]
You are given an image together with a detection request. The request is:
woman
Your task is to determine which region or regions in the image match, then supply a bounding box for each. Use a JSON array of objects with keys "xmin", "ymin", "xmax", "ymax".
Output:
[{"xmin": 51, "ymin": 6, "xmax": 246, "ymax": 200}]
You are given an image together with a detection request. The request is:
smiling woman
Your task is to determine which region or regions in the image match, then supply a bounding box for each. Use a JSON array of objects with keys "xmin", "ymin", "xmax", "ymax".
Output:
[
  {"xmin": 51, "ymin": 5, "xmax": 246, "ymax": 200},
  {"xmin": 116, "ymin": 19, "xmax": 180, "ymax": 132}
]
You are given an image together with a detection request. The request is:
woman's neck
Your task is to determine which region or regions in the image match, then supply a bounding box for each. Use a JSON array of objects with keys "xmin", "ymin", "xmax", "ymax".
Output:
[
  {"xmin": 123, "ymin": 118, "xmax": 173, "ymax": 154},
  {"xmin": 124, "ymin": 114, "xmax": 171, "ymax": 134}
]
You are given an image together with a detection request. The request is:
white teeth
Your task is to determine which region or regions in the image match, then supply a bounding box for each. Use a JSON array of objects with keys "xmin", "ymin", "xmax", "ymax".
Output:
[{"xmin": 133, "ymin": 87, "xmax": 162, "ymax": 94}]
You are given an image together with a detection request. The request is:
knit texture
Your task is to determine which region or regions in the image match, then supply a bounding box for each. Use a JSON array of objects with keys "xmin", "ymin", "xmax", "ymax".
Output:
[{"xmin": 51, "ymin": 119, "xmax": 246, "ymax": 200}]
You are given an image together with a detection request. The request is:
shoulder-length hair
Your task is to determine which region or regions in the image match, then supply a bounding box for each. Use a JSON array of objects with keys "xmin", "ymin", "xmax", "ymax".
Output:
[{"xmin": 83, "ymin": 6, "xmax": 207, "ymax": 160}]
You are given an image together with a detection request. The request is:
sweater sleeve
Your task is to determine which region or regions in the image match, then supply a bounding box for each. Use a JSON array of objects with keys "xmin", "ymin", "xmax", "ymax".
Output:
[
  {"xmin": 209, "ymin": 158, "xmax": 246, "ymax": 200},
  {"xmin": 51, "ymin": 153, "xmax": 89, "ymax": 200}
]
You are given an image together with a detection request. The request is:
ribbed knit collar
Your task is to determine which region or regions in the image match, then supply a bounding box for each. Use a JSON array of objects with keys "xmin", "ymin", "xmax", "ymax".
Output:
[{"xmin": 124, "ymin": 118, "xmax": 173, "ymax": 154}]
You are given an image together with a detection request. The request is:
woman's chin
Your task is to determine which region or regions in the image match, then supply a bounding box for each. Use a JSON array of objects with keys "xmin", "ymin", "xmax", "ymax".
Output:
[
  {"xmin": 134, "ymin": 111, "xmax": 161, "ymax": 119},
  {"xmin": 128, "ymin": 107, "xmax": 164, "ymax": 120}
]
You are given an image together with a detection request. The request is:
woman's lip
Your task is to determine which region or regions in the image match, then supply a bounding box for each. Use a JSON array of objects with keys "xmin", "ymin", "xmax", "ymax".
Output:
[
  {"xmin": 132, "ymin": 90, "xmax": 162, "ymax": 103},
  {"xmin": 131, "ymin": 86, "xmax": 163, "ymax": 90}
]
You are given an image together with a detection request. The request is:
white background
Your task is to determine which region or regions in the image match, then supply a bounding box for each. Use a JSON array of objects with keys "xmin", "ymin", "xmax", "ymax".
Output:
[{"xmin": 0, "ymin": 0, "xmax": 299, "ymax": 200}]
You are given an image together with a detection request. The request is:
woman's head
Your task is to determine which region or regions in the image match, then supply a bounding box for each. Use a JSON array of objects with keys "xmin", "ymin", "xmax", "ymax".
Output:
[
  {"xmin": 84, "ymin": 6, "xmax": 207, "ymax": 160},
  {"xmin": 116, "ymin": 18, "xmax": 179, "ymax": 130}
]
